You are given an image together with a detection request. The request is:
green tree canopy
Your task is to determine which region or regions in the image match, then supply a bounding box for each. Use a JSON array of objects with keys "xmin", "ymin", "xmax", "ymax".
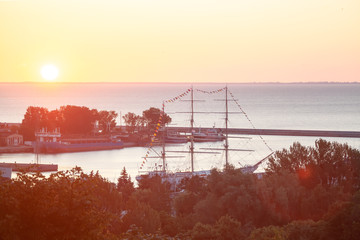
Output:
[
  {"xmin": 266, "ymin": 139, "xmax": 360, "ymax": 192},
  {"xmin": 117, "ymin": 167, "xmax": 135, "ymax": 201},
  {"xmin": 20, "ymin": 105, "xmax": 119, "ymax": 140},
  {"xmin": 122, "ymin": 112, "xmax": 143, "ymax": 133},
  {"xmin": 97, "ymin": 110, "xmax": 118, "ymax": 133},
  {"xmin": 0, "ymin": 167, "xmax": 124, "ymax": 239},
  {"xmin": 136, "ymin": 175, "xmax": 172, "ymax": 213},
  {"xmin": 142, "ymin": 107, "xmax": 171, "ymax": 128},
  {"xmin": 20, "ymin": 106, "xmax": 50, "ymax": 140},
  {"xmin": 59, "ymin": 105, "xmax": 97, "ymax": 134}
]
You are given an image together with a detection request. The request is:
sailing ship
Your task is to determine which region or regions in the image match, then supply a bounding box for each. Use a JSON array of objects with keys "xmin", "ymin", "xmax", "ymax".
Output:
[{"xmin": 136, "ymin": 86, "xmax": 273, "ymax": 187}]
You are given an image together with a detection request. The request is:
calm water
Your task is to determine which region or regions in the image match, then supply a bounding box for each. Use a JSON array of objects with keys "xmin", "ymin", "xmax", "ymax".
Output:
[{"xmin": 1, "ymin": 83, "xmax": 360, "ymax": 181}]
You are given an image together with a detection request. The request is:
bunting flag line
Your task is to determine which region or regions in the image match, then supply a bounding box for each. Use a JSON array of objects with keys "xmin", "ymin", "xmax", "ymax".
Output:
[
  {"xmin": 140, "ymin": 106, "xmax": 165, "ymax": 169},
  {"xmin": 196, "ymin": 87, "xmax": 226, "ymax": 94},
  {"xmin": 164, "ymin": 89, "xmax": 191, "ymax": 104},
  {"xmin": 145, "ymin": 88, "xmax": 191, "ymax": 170},
  {"xmin": 140, "ymin": 86, "xmax": 272, "ymax": 170},
  {"xmin": 228, "ymin": 90, "xmax": 273, "ymax": 152}
]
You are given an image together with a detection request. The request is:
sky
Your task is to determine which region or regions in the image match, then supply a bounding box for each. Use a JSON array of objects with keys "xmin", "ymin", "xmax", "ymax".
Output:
[{"xmin": 0, "ymin": 0, "xmax": 359, "ymax": 83}]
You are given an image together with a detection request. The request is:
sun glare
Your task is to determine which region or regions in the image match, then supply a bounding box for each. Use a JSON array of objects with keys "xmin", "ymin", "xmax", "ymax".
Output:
[{"xmin": 40, "ymin": 64, "xmax": 59, "ymax": 81}]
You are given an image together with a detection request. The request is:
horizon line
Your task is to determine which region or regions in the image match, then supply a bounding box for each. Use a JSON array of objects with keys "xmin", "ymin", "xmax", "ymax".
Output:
[{"xmin": 0, "ymin": 81, "xmax": 359, "ymax": 84}]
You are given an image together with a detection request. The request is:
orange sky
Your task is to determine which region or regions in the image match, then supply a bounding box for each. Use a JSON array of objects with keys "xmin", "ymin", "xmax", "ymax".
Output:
[{"xmin": 0, "ymin": 0, "xmax": 359, "ymax": 83}]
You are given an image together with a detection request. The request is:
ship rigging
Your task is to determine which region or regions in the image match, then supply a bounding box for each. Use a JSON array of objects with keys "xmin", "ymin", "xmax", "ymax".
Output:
[{"xmin": 136, "ymin": 85, "xmax": 274, "ymax": 183}]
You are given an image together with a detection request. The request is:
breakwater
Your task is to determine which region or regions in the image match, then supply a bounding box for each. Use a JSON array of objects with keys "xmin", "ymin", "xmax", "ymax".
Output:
[
  {"xmin": 0, "ymin": 163, "xmax": 58, "ymax": 172},
  {"xmin": 167, "ymin": 127, "xmax": 360, "ymax": 138}
]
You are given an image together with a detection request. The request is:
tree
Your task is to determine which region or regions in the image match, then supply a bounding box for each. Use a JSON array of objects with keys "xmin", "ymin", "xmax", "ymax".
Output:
[
  {"xmin": 324, "ymin": 190, "xmax": 360, "ymax": 240},
  {"xmin": 283, "ymin": 220, "xmax": 320, "ymax": 240},
  {"xmin": 178, "ymin": 175, "xmax": 207, "ymax": 195},
  {"xmin": 191, "ymin": 222, "xmax": 219, "ymax": 240},
  {"xmin": 247, "ymin": 225, "xmax": 287, "ymax": 240},
  {"xmin": 117, "ymin": 167, "xmax": 135, "ymax": 201},
  {"xmin": 175, "ymin": 176, "xmax": 207, "ymax": 218},
  {"xmin": 10, "ymin": 124, "xmax": 20, "ymax": 134},
  {"xmin": 123, "ymin": 112, "xmax": 142, "ymax": 133},
  {"xmin": 174, "ymin": 192, "xmax": 199, "ymax": 217},
  {"xmin": 98, "ymin": 110, "xmax": 118, "ymax": 133},
  {"xmin": 258, "ymin": 170, "xmax": 303, "ymax": 224},
  {"xmin": 159, "ymin": 211, "xmax": 179, "ymax": 237},
  {"xmin": 215, "ymin": 215, "xmax": 246, "ymax": 240},
  {"xmin": 266, "ymin": 142, "xmax": 312, "ymax": 174},
  {"xmin": 121, "ymin": 198, "xmax": 161, "ymax": 234},
  {"xmin": 266, "ymin": 139, "xmax": 360, "ymax": 192},
  {"xmin": 119, "ymin": 224, "xmax": 184, "ymax": 239},
  {"xmin": 59, "ymin": 105, "xmax": 97, "ymax": 134},
  {"xmin": 193, "ymin": 168, "xmax": 264, "ymax": 226},
  {"xmin": 0, "ymin": 167, "xmax": 123, "ymax": 239},
  {"xmin": 190, "ymin": 215, "xmax": 246, "ymax": 240},
  {"xmin": 142, "ymin": 107, "xmax": 171, "ymax": 128},
  {"xmin": 136, "ymin": 175, "xmax": 172, "ymax": 213},
  {"xmin": 46, "ymin": 109, "xmax": 62, "ymax": 131},
  {"xmin": 20, "ymin": 106, "xmax": 50, "ymax": 140},
  {"xmin": 311, "ymin": 139, "xmax": 360, "ymax": 192}
]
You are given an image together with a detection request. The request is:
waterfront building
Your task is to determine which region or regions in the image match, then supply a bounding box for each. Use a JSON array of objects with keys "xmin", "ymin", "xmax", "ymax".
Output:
[
  {"xmin": 35, "ymin": 128, "xmax": 61, "ymax": 143},
  {"xmin": 0, "ymin": 167, "xmax": 12, "ymax": 179},
  {"xmin": 0, "ymin": 133, "xmax": 23, "ymax": 146}
]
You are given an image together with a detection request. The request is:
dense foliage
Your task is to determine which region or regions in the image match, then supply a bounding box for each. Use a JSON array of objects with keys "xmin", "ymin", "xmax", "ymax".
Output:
[
  {"xmin": 267, "ymin": 139, "xmax": 360, "ymax": 192},
  {"xmin": 0, "ymin": 139, "xmax": 359, "ymax": 239},
  {"xmin": 142, "ymin": 107, "xmax": 172, "ymax": 128},
  {"xmin": 19, "ymin": 105, "xmax": 171, "ymax": 140},
  {"xmin": 123, "ymin": 107, "xmax": 172, "ymax": 134},
  {"xmin": 20, "ymin": 106, "xmax": 117, "ymax": 140}
]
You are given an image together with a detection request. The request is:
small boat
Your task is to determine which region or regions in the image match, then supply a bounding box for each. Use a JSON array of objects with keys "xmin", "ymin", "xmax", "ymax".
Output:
[
  {"xmin": 164, "ymin": 131, "xmax": 189, "ymax": 143},
  {"xmin": 193, "ymin": 128, "xmax": 225, "ymax": 142}
]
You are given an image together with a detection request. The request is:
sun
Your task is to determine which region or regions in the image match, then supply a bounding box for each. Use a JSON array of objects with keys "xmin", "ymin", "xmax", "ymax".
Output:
[{"xmin": 40, "ymin": 64, "xmax": 59, "ymax": 81}]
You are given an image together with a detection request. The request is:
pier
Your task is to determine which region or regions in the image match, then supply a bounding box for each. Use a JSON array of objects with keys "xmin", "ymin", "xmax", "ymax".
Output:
[
  {"xmin": 167, "ymin": 127, "xmax": 360, "ymax": 138},
  {"xmin": 0, "ymin": 163, "xmax": 58, "ymax": 172},
  {"xmin": 0, "ymin": 145, "xmax": 33, "ymax": 154}
]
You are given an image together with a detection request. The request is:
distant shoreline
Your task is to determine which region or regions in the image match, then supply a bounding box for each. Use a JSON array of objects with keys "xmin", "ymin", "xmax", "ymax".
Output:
[{"xmin": 1, "ymin": 81, "xmax": 359, "ymax": 84}]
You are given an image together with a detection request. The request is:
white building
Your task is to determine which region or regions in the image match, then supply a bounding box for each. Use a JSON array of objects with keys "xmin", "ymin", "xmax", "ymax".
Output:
[
  {"xmin": 0, "ymin": 167, "xmax": 12, "ymax": 179},
  {"xmin": 35, "ymin": 128, "xmax": 61, "ymax": 142}
]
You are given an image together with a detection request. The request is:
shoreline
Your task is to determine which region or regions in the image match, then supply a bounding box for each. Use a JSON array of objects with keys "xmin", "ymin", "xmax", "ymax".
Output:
[
  {"xmin": 0, "ymin": 146, "xmax": 33, "ymax": 154},
  {"xmin": 0, "ymin": 141, "xmax": 139, "ymax": 154}
]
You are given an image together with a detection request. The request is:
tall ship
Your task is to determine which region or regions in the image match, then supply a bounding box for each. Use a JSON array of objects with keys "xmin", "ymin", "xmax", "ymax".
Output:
[
  {"xmin": 34, "ymin": 128, "xmax": 124, "ymax": 153},
  {"xmin": 136, "ymin": 86, "xmax": 273, "ymax": 188}
]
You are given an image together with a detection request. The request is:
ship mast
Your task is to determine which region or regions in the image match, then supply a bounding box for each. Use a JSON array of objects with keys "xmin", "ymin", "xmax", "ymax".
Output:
[
  {"xmin": 169, "ymin": 86, "xmax": 222, "ymax": 173},
  {"xmin": 35, "ymin": 136, "xmax": 39, "ymax": 164},
  {"xmin": 225, "ymin": 84, "xmax": 229, "ymax": 168},
  {"xmin": 199, "ymin": 85, "xmax": 254, "ymax": 170},
  {"xmin": 35, "ymin": 111, "xmax": 40, "ymax": 165},
  {"xmin": 162, "ymin": 101, "xmax": 166, "ymax": 172},
  {"xmin": 190, "ymin": 86, "xmax": 194, "ymax": 173}
]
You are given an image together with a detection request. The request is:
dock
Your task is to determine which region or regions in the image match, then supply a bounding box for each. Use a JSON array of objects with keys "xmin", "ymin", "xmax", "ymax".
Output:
[
  {"xmin": 167, "ymin": 127, "xmax": 360, "ymax": 138},
  {"xmin": 0, "ymin": 163, "xmax": 58, "ymax": 172},
  {"xmin": 0, "ymin": 145, "xmax": 33, "ymax": 153}
]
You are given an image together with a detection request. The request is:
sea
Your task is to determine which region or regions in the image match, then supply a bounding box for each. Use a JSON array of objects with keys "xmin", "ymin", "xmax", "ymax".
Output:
[{"xmin": 1, "ymin": 83, "xmax": 360, "ymax": 182}]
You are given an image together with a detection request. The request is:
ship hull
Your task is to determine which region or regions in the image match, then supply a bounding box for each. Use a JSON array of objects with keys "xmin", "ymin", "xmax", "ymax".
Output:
[{"xmin": 35, "ymin": 141, "xmax": 124, "ymax": 153}]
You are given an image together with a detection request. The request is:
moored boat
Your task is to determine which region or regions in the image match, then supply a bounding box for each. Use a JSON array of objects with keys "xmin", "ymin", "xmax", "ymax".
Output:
[
  {"xmin": 193, "ymin": 128, "xmax": 225, "ymax": 142},
  {"xmin": 164, "ymin": 131, "xmax": 189, "ymax": 143},
  {"xmin": 34, "ymin": 128, "xmax": 124, "ymax": 153}
]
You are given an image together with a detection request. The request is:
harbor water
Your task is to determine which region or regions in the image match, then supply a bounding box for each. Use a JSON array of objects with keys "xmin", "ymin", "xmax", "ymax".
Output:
[{"xmin": 1, "ymin": 83, "xmax": 359, "ymax": 181}]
